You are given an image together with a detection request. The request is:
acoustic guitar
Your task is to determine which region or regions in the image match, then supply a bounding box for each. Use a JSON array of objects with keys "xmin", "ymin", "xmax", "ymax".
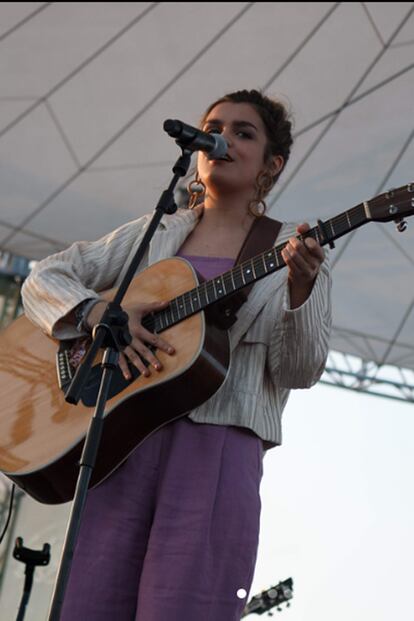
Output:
[{"xmin": 0, "ymin": 184, "xmax": 412, "ymax": 504}]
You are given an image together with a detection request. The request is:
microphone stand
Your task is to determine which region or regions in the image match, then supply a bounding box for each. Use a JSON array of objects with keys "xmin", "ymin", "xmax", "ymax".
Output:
[{"xmin": 47, "ymin": 145, "xmax": 193, "ymax": 620}]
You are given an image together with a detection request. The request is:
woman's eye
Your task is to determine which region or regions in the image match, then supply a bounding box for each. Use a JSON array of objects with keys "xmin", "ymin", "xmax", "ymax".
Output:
[{"xmin": 237, "ymin": 131, "xmax": 252, "ymax": 139}]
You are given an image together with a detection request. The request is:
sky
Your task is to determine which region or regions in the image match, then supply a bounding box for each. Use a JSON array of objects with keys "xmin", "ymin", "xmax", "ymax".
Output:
[
  {"xmin": 251, "ymin": 383, "xmax": 414, "ymax": 621},
  {"xmin": 1, "ymin": 381, "xmax": 414, "ymax": 620}
]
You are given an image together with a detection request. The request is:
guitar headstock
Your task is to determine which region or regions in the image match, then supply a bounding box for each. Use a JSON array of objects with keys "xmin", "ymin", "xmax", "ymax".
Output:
[
  {"xmin": 367, "ymin": 184, "xmax": 414, "ymax": 230},
  {"xmin": 241, "ymin": 578, "xmax": 293, "ymax": 617}
]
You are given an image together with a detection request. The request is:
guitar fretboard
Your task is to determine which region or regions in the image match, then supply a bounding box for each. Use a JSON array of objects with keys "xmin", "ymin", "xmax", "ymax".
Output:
[{"xmin": 143, "ymin": 202, "xmax": 368, "ymax": 334}]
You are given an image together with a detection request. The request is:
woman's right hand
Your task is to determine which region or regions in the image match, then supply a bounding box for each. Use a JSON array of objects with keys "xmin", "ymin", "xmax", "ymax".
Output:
[{"xmin": 86, "ymin": 299, "xmax": 175, "ymax": 380}]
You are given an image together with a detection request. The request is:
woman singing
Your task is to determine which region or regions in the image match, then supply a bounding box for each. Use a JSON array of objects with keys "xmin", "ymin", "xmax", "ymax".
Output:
[{"xmin": 22, "ymin": 89, "xmax": 331, "ymax": 620}]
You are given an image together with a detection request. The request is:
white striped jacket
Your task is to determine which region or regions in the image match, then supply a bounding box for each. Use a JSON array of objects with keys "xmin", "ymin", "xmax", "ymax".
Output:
[{"xmin": 21, "ymin": 206, "xmax": 332, "ymax": 448}]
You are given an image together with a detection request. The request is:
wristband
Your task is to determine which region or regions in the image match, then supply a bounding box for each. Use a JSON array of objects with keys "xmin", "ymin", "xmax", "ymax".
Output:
[{"xmin": 74, "ymin": 298, "xmax": 103, "ymax": 333}]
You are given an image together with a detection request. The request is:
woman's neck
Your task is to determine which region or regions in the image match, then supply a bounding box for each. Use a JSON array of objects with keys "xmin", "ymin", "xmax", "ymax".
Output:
[
  {"xmin": 201, "ymin": 193, "xmax": 255, "ymax": 232},
  {"xmin": 179, "ymin": 194, "xmax": 256, "ymax": 259}
]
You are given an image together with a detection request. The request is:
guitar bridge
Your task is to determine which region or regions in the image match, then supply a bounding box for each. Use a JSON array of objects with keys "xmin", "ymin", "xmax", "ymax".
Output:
[
  {"xmin": 56, "ymin": 338, "xmax": 90, "ymax": 389},
  {"xmin": 56, "ymin": 348, "xmax": 74, "ymax": 389}
]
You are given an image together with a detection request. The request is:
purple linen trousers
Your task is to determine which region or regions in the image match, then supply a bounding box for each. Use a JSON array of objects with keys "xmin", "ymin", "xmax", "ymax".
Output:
[{"xmin": 60, "ymin": 417, "xmax": 264, "ymax": 621}]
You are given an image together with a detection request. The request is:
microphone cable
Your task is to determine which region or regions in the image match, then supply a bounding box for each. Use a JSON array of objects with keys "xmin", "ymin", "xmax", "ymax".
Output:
[{"xmin": 0, "ymin": 484, "xmax": 16, "ymax": 545}]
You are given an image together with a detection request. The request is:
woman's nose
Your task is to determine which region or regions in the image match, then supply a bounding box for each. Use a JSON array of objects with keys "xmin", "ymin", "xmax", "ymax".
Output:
[{"xmin": 221, "ymin": 129, "xmax": 233, "ymax": 146}]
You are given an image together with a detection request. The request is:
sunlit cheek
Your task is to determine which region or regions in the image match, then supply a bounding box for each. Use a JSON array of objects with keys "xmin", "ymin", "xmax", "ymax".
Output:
[
  {"xmin": 196, "ymin": 152, "xmax": 212, "ymax": 180},
  {"xmin": 196, "ymin": 151, "xmax": 203, "ymax": 170}
]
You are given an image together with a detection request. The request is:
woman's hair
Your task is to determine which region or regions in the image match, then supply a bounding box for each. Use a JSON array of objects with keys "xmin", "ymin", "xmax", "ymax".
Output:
[{"xmin": 201, "ymin": 88, "xmax": 294, "ymax": 185}]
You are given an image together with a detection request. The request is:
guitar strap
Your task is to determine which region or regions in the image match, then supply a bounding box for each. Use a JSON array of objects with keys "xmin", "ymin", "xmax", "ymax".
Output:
[{"xmin": 210, "ymin": 215, "xmax": 282, "ymax": 329}]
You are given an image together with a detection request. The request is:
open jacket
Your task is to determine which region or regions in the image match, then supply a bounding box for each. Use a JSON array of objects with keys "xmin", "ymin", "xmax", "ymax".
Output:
[{"xmin": 22, "ymin": 205, "xmax": 332, "ymax": 448}]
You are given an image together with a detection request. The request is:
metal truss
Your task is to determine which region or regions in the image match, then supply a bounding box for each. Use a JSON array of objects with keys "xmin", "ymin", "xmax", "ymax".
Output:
[{"xmin": 320, "ymin": 350, "xmax": 414, "ymax": 403}]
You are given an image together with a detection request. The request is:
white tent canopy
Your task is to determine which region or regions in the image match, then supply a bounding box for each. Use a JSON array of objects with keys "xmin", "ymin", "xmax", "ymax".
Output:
[{"xmin": 1, "ymin": 2, "xmax": 413, "ymax": 371}]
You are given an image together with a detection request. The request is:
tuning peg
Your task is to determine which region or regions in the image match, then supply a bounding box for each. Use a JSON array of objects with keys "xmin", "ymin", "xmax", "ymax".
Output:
[
  {"xmin": 267, "ymin": 587, "xmax": 278, "ymax": 600},
  {"xmin": 395, "ymin": 218, "xmax": 407, "ymax": 232}
]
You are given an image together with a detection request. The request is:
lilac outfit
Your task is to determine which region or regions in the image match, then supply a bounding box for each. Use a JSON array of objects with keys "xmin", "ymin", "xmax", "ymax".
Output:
[
  {"xmin": 177, "ymin": 253, "xmax": 235, "ymax": 280},
  {"xmin": 60, "ymin": 255, "xmax": 264, "ymax": 621}
]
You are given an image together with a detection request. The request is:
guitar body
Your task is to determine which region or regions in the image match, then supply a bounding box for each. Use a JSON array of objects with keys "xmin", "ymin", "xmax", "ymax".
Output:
[{"xmin": 0, "ymin": 258, "xmax": 230, "ymax": 504}]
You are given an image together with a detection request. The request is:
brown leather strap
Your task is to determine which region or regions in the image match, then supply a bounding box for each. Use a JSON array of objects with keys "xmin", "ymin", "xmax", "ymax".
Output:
[
  {"xmin": 211, "ymin": 215, "xmax": 282, "ymax": 329},
  {"xmin": 235, "ymin": 214, "xmax": 282, "ymax": 292}
]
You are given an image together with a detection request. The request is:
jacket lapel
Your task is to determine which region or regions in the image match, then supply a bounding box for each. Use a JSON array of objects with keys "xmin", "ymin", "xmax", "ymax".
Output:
[
  {"xmin": 228, "ymin": 269, "xmax": 287, "ymax": 350},
  {"xmin": 148, "ymin": 206, "xmax": 203, "ymax": 264}
]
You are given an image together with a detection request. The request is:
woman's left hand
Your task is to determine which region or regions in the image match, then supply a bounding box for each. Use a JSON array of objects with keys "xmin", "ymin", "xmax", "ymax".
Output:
[{"xmin": 281, "ymin": 222, "xmax": 325, "ymax": 308}]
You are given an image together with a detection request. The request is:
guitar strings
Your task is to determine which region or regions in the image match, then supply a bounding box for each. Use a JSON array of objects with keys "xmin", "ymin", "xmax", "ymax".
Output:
[{"xmin": 144, "ymin": 190, "xmax": 411, "ymax": 334}]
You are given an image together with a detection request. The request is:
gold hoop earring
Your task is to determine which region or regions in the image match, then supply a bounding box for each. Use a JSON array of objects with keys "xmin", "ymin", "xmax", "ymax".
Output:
[
  {"xmin": 187, "ymin": 173, "xmax": 206, "ymax": 209},
  {"xmin": 248, "ymin": 169, "xmax": 274, "ymax": 218},
  {"xmin": 256, "ymin": 169, "xmax": 274, "ymax": 196},
  {"xmin": 248, "ymin": 200, "xmax": 266, "ymax": 218}
]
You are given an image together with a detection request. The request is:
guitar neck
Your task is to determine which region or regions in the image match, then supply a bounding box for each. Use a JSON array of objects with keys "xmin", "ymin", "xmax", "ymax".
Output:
[{"xmin": 145, "ymin": 202, "xmax": 368, "ymax": 334}]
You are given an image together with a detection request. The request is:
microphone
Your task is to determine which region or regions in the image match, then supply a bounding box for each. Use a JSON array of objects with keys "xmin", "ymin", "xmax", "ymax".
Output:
[{"xmin": 163, "ymin": 119, "xmax": 227, "ymax": 160}]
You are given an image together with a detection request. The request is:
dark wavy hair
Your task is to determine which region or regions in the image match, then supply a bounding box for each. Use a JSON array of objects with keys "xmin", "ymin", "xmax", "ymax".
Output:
[{"xmin": 200, "ymin": 89, "xmax": 294, "ymax": 186}]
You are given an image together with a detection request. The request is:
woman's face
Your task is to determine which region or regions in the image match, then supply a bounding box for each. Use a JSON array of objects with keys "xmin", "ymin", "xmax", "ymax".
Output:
[{"xmin": 198, "ymin": 101, "xmax": 272, "ymax": 197}]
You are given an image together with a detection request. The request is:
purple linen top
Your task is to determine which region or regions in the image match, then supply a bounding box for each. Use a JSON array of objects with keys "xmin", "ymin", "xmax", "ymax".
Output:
[{"xmin": 176, "ymin": 253, "xmax": 235, "ymax": 280}]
